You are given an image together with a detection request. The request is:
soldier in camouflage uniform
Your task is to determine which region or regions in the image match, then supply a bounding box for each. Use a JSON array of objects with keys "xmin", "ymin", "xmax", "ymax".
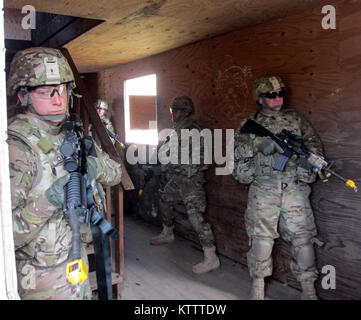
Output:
[
  {"xmin": 232, "ymin": 75, "xmax": 324, "ymax": 300},
  {"xmin": 150, "ymin": 96, "xmax": 220, "ymax": 274},
  {"xmin": 89, "ymin": 99, "xmax": 116, "ymax": 144},
  {"xmin": 7, "ymin": 47, "xmax": 122, "ymax": 300}
]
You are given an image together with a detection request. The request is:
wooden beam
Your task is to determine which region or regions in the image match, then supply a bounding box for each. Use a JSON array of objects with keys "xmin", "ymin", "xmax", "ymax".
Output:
[
  {"xmin": 0, "ymin": 5, "xmax": 20, "ymax": 300},
  {"xmin": 36, "ymin": 18, "xmax": 102, "ymax": 48},
  {"xmin": 61, "ymin": 47, "xmax": 134, "ymax": 191},
  {"xmin": 31, "ymin": 12, "xmax": 75, "ymax": 46},
  {"xmin": 5, "ymin": 39, "xmax": 33, "ymax": 52}
]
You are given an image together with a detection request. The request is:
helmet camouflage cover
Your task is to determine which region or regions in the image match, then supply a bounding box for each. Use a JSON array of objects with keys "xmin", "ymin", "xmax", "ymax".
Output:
[
  {"xmin": 7, "ymin": 47, "xmax": 75, "ymax": 96},
  {"xmin": 95, "ymin": 99, "xmax": 109, "ymax": 110},
  {"xmin": 170, "ymin": 96, "xmax": 194, "ymax": 114},
  {"xmin": 253, "ymin": 74, "xmax": 286, "ymax": 102}
]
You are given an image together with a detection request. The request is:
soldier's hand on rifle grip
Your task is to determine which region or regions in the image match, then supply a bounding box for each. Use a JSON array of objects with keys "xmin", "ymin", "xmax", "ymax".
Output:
[
  {"xmin": 299, "ymin": 155, "xmax": 313, "ymax": 170},
  {"xmin": 45, "ymin": 173, "xmax": 70, "ymax": 208},
  {"xmin": 306, "ymin": 153, "xmax": 331, "ymax": 179},
  {"xmin": 318, "ymin": 170, "xmax": 330, "ymax": 181},
  {"xmin": 257, "ymin": 138, "xmax": 283, "ymax": 156}
]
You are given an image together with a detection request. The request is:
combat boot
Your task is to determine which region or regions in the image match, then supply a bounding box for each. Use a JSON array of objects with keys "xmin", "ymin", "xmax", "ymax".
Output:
[
  {"xmin": 149, "ymin": 224, "xmax": 175, "ymax": 245},
  {"xmin": 250, "ymin": 278, "xmax": 265, "ymax": 300},
  {"xmin": 300, "ymin": 280, "xmax": 318, "ymax": 300},
  {"xmin": 192, "ymin": 246, "xmax": 220, "ymax": 274}
]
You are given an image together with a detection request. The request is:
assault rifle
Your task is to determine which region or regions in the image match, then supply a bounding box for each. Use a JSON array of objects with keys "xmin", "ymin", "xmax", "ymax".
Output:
[
  {"xmin": 101, "ymin": 119, "xmax": 124, "ymax": 148},
  {"xmin": 60, "ymin": 113, "xmax": 119, "ymax": 299},
  {"xmin": 240, "ymin": 119, "xmax": 358, "ymax": 192}
]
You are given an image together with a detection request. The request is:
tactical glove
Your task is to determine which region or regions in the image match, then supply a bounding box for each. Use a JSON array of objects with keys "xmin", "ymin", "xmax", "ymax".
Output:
[
  {"xmin": 45, "ymin": 173, "xmax": 70, "ymax": 208},
  {"xmin": 299, "ymin": 155, "xmax": 313, "ymax": 170},
  {"xmin": 258, "ymin": 138, "xmax": 283, "ymax": 156}
]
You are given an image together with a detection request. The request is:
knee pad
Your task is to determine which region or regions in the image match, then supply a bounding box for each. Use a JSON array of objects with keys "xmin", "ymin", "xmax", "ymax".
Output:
[
  {"xmin": 188, "ymin": 214, "xmax": 200, "ymax": 233},
  {"xmin": 187, "ymin": 211, "xmax": 204, "ymax": 232},
  {"xmin": 251, "ymin": 239, "xmax": 274, "ymax": 262},
  {"xmin": 292, "ymin": 237, "xmax": 315, "ymax": 269}
]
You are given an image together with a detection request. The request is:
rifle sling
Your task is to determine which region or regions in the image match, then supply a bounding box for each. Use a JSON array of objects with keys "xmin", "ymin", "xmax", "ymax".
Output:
[{"xmin": 89, "ymin": 182, "xmax": 115, "ymax": 300}]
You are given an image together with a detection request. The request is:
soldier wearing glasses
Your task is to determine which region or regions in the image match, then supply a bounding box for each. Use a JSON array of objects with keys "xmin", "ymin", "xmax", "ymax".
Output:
[
  {"xmin": 232, "ymin": 75, "xmax": 324, "ymax": 300},
  {"xmin": 7, "ymin": 47, "xmax": 122, "ymax": 300}
]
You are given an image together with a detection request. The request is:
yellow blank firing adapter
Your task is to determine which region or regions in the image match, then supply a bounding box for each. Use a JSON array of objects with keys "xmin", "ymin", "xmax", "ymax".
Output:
[
  {"xmin": 66, "ymin": 259, "xmax": 88, "ymax": 285},
  {"xmin": 138, "ymin": 189, "xmax": 144, "ymax": 196},
  {"xmin": 345, "ymin": 179, "xmax": 358, "ymax": 192}
]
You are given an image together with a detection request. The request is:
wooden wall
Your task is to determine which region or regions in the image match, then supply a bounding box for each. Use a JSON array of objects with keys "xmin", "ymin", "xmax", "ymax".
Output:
[
  {"xmin": 4, "ymin": 8, "xmax": 31, "ymax": 41},
  {"xmin": 98, "ymin": 0, "xmax": 361, "ymax": 300},
  {"xmin": 129, "ymin": 95, "xmax": 157, "ymax": 130}
]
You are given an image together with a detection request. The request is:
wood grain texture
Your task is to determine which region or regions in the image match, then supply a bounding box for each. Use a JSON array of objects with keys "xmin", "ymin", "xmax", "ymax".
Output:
[
  {"xmin": 6, "ymin": 0, "xmax": 331, "ymax": 72},
  {"xmin": 98, "ymin": 1, "xmax": 361, "ymax": 299},
  {"xmin": 129, "ymin": 95, "xmax": 157, "ymax": 130}
]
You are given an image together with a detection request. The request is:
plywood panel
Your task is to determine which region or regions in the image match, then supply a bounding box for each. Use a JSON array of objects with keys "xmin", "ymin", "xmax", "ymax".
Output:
[
  {"xmin": 6, "ymin": 0, "xmax": 331, "ymax": 72},
  {"xmin": 99, "ymin": 1, "xmax": 361, "ymax": 299},
  {"xmin": 129, "ymin": 95, "xmax": 157, "ymax": 130}
]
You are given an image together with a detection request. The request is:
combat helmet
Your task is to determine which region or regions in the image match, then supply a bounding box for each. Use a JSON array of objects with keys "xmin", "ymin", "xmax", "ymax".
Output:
[
  {"xmin": 253, "ymin": 74, "xmax": 286, "ymax": 104},
  {"xmin": 95, "ymin": 99, "xmax": 109, "ymax": 110},
  {"xmin": 7, "ymin": 47, "xmax": 76, "ymax": 121},
  {"xmin": 169, "ymin": 96, "xmax": 194, "ymax": 115}
]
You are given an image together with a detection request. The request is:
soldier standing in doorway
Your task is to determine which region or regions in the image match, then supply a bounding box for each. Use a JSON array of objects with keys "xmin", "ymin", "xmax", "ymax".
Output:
[{"xmin": 7, "ymin": 47, "xmax": 122, "ymax": 299}]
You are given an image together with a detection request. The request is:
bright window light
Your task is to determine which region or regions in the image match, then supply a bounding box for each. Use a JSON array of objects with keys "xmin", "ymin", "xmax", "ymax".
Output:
[{"xmin": 124, "ymin": 74, "xmax": 158, "ymax": 145}]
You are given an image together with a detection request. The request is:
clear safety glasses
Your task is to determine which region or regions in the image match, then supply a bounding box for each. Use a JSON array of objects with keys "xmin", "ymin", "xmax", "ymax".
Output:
[{"xmin": 30, "ymin": 84, "xmax": 67, "ymax": 100}]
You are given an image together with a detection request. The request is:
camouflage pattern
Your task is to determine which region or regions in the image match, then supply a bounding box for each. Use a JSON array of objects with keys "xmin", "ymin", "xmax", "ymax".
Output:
[
  {"xmin": 233, "ymin": 108, "xmax": 323, "ymax": 282},
  {"xmin": 88, "ymin": 102, "xmax": 117, "ymax": 241},
  {"xmin": 89, "ymin": 114, "xmax": 115, "ymax": 144},
  {"xmin": 101, "ymin": 115, "xmax": 115, "ymax": 136},
  {"xmin": 8, "ymin": 113, "xmax": 122, "ymax": 300},
  {"xmin": 95, "ymin": 99, "xmax": 109, "ymax": 111},
  {"xmin": 158, "ymin": 117, "xmax": 215, "ymax": 247},
  {"xmin": 232, "ymin": 132, "xmax": 256, "ymax": 184},
  {"xmin": 245, "ymin": 178, "xmax": 318, "ymax": 281},
  {"xmin": 170, "ymin": 96, "xmax": 195, "ymax": 115},
  {"xmin": 7, "ymin": 47, "xmax": 75, "ymax": 96},
  {"xmin": 252, "ymin": 74, "xmax": 286, "ymax": 102},
  {"xmin": 234, "ymin": 109, "xmax": 323, "ymax": 182}
]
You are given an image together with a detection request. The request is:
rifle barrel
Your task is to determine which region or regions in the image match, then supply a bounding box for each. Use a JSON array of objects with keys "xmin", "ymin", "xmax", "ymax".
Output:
[{"xmin": 323, "ymin": 167, "xmax": 358, "ymax": 192}]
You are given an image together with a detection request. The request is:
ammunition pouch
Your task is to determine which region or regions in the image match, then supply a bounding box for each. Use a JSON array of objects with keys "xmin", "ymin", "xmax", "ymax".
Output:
[
  {"xmin": 296, "ymin": 166, "xmax": 316, "ymax": 184},
  {"xmin": 233, "ymin": 157, "xmax": 255, "ymax": 184}
]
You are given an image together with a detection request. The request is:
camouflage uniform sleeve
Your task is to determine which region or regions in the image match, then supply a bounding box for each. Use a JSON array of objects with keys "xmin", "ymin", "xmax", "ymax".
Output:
[
  {"xmin": 107, "ymin": 120, "xmax": 115, "ymax": 134},
  {"xmin": 299, "ymin": 114, "xmax": 324, "ymax": 157},
  {"xmin": 106, "ymin": 121, "xmax": 116, "ymax": 144},
  {"xmin": 90, "ymin": 142, "xmax": 122, "ymax": 186},
  {"xmin": 8, "ymin": 136, "xmax": 58, "ymax": 249},
  {"xmin": 232, "ymin": 120, "xmax": 256, "ymax": 183},
  {"xmin": 234, "ymin": 119, "xmax": 255, "ymax": 160}
]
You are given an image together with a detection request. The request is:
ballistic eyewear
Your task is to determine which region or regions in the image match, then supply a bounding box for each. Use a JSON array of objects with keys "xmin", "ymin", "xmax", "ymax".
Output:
[
  {"xmin": 30, "ymin": 84, "xmax": 67, "ymax": 100},
  {"xmin": 264, "ymin": 90, "xmax": 285, "ymax": 99}
]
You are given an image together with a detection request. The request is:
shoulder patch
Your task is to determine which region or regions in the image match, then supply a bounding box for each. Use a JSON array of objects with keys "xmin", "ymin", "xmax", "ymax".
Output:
[{"xmin": 8, "ymin": 129, "xmax": 40, "ymax": 181}]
